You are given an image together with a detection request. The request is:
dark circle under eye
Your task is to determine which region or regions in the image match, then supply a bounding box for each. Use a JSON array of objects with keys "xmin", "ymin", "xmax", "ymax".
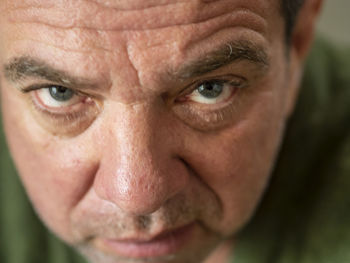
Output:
[
  {"xmin": 197, "ymin": 81, "xmax": 223, "ymax": 99},
  {"xmin": 49, "ymin": 86, "xmax": 74, "ymax": 101}
]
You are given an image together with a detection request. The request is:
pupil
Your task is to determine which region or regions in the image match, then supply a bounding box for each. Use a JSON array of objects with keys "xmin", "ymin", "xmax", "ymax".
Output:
[
  {"xmin": 198, "ymin": 82, "xmax": 223, "ymax": 98},
  {"xmin": 49, "ymin": 86, "xmax": 74, "ymax": 101}
]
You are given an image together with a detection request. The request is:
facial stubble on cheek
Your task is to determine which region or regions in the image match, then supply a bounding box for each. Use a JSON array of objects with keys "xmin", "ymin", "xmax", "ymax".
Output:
[{"xmin": 66, "ymin": 173, "xmax": 225, "ymax": 253}]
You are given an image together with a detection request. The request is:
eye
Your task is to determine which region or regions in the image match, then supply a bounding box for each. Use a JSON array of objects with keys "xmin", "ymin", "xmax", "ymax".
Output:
[
  {"xmin": 24, "ymin": 84, "xmax": 101, "ymax": 137},
  {"xmin": 186, "ymin": 80, "xmax": 238, "ymax": 105},
  {"xmin": 173, "ymin": 77, "xmax": 246, "ymax": 131},
  {"xmin": 48, "ymin": 86, "xmax": 74, "ymax": 102},
  {"xmin": 34, "ymin": 85, "xmax": 87, "ymax": 109}
]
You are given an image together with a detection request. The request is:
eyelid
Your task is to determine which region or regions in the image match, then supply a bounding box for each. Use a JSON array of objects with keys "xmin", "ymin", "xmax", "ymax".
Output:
[
  {"xmin": 191, "ymin": 75, "xmax": 243, "ymax": 91},
  {"xmin": 19, "ymin": 83, "xmax": 72, "ymax": 93},
  {"xmin": 17, "ymin": 83, "xmax": 96, "ymax": 100},
  {"xmin": 13, "ymin": 82, "xmax": 102, "ymax": 137},
  {"xmin": 176, "ymin": 75, "xmax": 246, "ymax": 102}
]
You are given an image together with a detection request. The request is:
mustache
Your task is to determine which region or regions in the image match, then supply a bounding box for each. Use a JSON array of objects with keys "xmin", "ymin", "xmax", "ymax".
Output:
[{"xmin": 69, "ymin": 184, "xmax": 222, "ymax": 243}]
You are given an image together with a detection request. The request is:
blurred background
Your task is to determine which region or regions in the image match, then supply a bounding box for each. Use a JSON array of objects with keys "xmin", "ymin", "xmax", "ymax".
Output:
[{"xmin": 317, "ymin": 0, "xmax": 350, "ymax": 44}]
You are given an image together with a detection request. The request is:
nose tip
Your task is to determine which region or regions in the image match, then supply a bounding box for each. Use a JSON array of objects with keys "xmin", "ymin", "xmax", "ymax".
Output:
[
  {"xmin": 94, "ymin": 156, "xmax": 189, "ymax": 215},
  {"xmin": 114, "ymin": 168, "xmax": 180, "ymax": 215}
]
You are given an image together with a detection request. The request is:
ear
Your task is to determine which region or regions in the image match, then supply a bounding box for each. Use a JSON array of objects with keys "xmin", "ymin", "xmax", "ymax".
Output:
[
  {"xmin": 292, "ymin": 0, "xmax": 323, "ymax": 61},
  {"xmin": 285, "ymin": 0, "xmax": 323, "ymax": 117}
]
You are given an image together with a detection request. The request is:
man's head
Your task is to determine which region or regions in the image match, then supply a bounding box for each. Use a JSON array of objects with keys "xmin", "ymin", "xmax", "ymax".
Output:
[{"xmin": 0, "ymin": 0, "xmax": 322, "ymax": 262}]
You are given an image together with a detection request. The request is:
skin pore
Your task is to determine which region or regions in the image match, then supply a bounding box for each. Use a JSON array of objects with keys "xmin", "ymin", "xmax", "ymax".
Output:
[{"xmin": 0, "ymin": 0, "xmax": 321, "ymax": 262}]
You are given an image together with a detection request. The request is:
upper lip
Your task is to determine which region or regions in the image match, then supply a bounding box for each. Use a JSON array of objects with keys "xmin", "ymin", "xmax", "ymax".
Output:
[{"xmin": 104, "ymin": 222, "xmax": 194, "ymax": 243}]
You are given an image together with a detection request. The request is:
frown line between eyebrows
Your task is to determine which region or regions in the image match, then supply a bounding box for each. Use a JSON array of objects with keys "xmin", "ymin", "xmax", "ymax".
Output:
[{"xmin": 173, "ymin": 39, "xmax": 270, "ymax": 80}]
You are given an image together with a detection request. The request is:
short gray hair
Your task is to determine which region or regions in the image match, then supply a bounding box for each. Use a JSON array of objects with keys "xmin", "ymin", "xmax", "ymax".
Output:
[{"xmin": 282, "ymin": 0, "xmax": 305, "ymax": 43}]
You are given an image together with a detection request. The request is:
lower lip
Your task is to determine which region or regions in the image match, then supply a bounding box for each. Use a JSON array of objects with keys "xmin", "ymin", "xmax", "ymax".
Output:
[{"xmin": 97, "ymin": 223, "xmax": 196, "ymax": 258}]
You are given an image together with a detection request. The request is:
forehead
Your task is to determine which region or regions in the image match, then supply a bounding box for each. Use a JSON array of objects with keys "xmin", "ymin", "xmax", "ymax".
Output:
[
  {"xmin": 2, "ymin": 0, "xmax": 277, "ymax": 30},
  {"xmin": 0, "ymin": 0, "xmax": 282, "ymax": 96}
]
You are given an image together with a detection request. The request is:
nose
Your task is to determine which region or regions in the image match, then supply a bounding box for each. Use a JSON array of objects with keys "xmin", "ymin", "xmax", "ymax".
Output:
[{"xmin": 93, "ymin": 102, "xmax": 189, "ymax": 215}]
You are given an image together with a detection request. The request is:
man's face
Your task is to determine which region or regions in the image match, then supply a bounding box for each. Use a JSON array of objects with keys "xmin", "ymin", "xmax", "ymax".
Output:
[{"xmin": 0, "ymin": 0, "xmax": 299, "ymax": 262}]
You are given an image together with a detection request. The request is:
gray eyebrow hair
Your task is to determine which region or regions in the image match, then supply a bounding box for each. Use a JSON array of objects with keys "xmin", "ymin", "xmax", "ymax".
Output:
[
  {"xmin": 173, "ymin": 40, "xmax": 269, "ymax": 79},
  {"xmin": 3, "ymin": 40, "xmax": 269, "ymax": 89},
  {"xmin": 3, "ymin": 56, "xmax": 90, "ymax": 88}
]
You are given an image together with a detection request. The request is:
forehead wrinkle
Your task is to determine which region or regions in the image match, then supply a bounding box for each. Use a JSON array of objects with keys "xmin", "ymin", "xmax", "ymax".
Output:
[
  {"xmin": 3, "ymin": 0, "xmax": 187, "ymax": 12},
  {"xmin": 4, "ymin": 0, "xmax": 269, "ymax": 32},
  {"xmin": 87, "ymin": 0, "xmax": 187, "ymax": 11},
  {"xmin": 12, "ymin": 31, "xmax": 119, "ymax": 54},
  {"xmin": 7, "ymin": 6, "xmax": 268, "ymax": 56},
  {"xmin": 0, "ymin": 0, "xmax": 54, "ymax": 11}
]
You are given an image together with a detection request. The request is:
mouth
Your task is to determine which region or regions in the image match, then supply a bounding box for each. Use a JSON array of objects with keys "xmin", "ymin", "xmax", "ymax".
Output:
[{"xmin": 94, "ymin": 222, "xmax": 196, "ymax": 259}]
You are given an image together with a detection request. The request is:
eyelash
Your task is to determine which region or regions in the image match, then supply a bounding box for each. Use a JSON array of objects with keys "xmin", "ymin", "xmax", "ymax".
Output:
[
  {"xmin": 173, "ymin": 76, "xmax": 247, "ymax": 130},
  {"xmin": 182, "ymin": 75, "xmax": 245, "ymax": 98},
  {"xmin": 20, "ymin": 74, "xmax": 246, "ymax": 135},
  {"xmin": 20, "ymin": 84, "xmax": 101, "ymax": 136}
]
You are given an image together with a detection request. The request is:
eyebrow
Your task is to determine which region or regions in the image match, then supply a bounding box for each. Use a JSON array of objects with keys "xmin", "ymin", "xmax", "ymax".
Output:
[
  {"xmin": 173, "ymin": 39, "xmax": 269, "ymax": 79},
  {"xmin": 3, "ymin": 56, "xmax": 91, "ymax": 89},
  {"xmin": 3, "ymin": 39, "xmax": 269, "ymax": 90}
]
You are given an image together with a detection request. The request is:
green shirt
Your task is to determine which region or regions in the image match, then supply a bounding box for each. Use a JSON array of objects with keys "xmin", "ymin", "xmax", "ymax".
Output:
[{"xmin": 1, "ymin": 38, "xmax": 350, "ymax": 263}]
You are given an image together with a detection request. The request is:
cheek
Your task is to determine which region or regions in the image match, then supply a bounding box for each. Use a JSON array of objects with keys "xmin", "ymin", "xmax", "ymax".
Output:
[
  {"xmin": 182, "ymin": 83, "xmax": 287, "ymax": 235},
  {"xmin": 1, "ymin": 84, "xmax": 99, "ymax": 241}
]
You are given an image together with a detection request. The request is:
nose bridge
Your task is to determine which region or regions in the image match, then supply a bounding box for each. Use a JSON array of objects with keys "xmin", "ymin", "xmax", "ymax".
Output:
[
  {"xmin": 94, "ymin": 102, "xmax": 188, "ymax": 215},
  {"xmin": 117, "ymin": 103, "xmax": 157, "ymax": 158}
]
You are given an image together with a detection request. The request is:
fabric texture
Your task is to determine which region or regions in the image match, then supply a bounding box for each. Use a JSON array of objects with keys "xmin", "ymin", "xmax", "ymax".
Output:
[
  {"xmin": 0, "ymin": 38, "xmax": 349, "ymax": 263},
  {"xmin": 234, "ymin": 38, "xmax": 350, "ymax": 262}
]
